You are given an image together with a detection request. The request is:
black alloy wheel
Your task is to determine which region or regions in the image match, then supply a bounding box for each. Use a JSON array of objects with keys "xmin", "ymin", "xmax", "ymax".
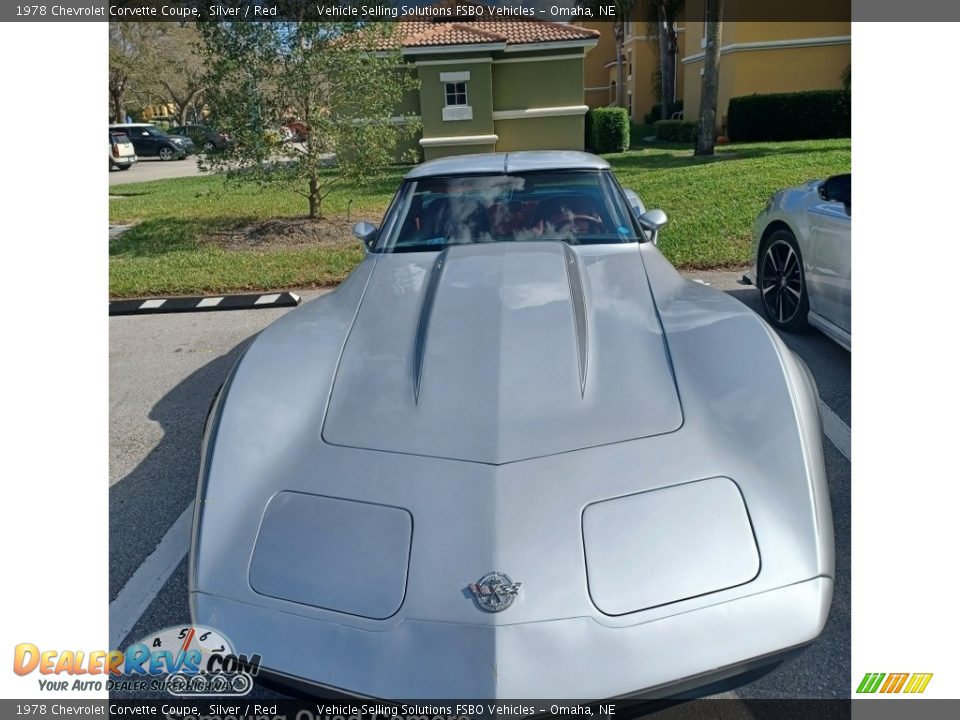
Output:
[{"xmin": 759, "ymin": 229, "xmax": 808, "ymax": 331}]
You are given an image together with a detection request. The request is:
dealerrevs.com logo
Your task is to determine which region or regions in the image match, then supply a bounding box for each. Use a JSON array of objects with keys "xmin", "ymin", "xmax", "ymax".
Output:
[
  {"xmin": 13, "ymin": 625, "xmax": 261, "ymax": 695},
  {"xmin": 856, "ymin": 672, "xmax": 933, "ymax": 694}
]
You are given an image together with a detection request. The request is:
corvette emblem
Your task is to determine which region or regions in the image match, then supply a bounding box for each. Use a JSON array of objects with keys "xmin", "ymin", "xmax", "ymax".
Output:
[{"xmin": 468, "ymin": 572, "xmax": 522, "ymax": 612}]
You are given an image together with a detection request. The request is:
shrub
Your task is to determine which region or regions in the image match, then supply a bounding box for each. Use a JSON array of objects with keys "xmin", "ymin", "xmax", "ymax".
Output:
[
  {"xmin": 727, "ymin": 90, "xmax": 851, "ymax": 142},
  {"xmin": 644, "ymin": 100, "xmax": 684, "ymax": 125},
  {"xmin": 654, "ymin": 119, "xmax": 699, "ymax": 143},
  {"xmin": 587, "ymin": 107, "xmax": 630, "ymax": 153}
]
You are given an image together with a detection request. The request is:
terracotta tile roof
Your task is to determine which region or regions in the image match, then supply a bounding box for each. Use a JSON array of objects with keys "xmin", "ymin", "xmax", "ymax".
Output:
[{"xmin": 372, "ymin": 2, "xmax": 600, "ymax": 50}]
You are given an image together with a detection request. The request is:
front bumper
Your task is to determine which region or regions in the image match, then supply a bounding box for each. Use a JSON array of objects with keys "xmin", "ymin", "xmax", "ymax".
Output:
[{"xmin": 192, "ymin": 576, "xmax": 831, "ymax": 699}]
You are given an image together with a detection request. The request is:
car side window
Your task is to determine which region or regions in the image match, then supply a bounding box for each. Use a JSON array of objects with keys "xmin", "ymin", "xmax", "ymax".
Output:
[{"xmin": 823, "ymin": 174, "xmax": 851, "ymax": 208}]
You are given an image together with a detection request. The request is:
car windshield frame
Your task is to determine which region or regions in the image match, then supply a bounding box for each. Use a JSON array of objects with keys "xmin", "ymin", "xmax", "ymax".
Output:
[{"xmin": 372, "ymin": 169, "xmax": 648, "ymax": 253}]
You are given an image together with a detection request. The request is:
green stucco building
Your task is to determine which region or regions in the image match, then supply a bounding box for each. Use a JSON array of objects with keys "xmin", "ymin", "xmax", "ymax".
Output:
[{"xmin": 384, "ymin": 18, "xmax": 600, "ymax": 161}]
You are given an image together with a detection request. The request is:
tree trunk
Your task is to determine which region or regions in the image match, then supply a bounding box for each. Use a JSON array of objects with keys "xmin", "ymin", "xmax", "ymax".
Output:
[
  {"xmin": 614, "ymin": 20, "xmax": 625, "ymax": 108},
  {"xmin": 657, "ymin": 6, "xmax": 671, "ymax": 120},
  {"xmin": 308, "ymin": 175, "xmax": 321, "ymax": 219},
  {"xmin": 110, "ymin": 79, "xmax": 126, "ymax": 123},
  {"xmin": 111, "ymin": 92, "xmax": 125, "ymax": 123},
  {"xmin": 664, "ymin": 22, "xmax": 677, "ymax": 114},
  {"xmin": 695, "ymin": 0, "xmax": 723, "ymax": 156}
]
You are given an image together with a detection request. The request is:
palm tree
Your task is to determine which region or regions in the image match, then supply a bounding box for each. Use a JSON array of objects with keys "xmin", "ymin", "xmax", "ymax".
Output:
[
  {"xmin": 613, "ymin": 19, "xmax": 626, "ymax": 107},
  {"xmin": 577, "ymin": 0, "xmax": 637, "ymax": 109},
  {"xmin": 645, "ymin": 0, "xmax": 685, "ymax": 120},
  {"xmin": 695, "ymin": 0, "xmax": 723, "ymax": 156}
]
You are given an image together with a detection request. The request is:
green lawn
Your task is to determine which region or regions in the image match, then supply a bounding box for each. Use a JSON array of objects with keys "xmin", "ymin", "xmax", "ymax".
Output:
[
  {"xmin": 607, "ymin": 138, "xmax": 851, "ymax": 268},
  {"xmin": 109, "ymin": 170, "xmax": 404, "ymax": 297},
  {"xmin": 109, "ymin": 138, "xmax": 850, "ymax": 296}
]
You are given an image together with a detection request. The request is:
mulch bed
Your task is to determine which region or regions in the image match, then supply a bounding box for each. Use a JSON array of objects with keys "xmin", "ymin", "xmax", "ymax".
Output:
[{"xmin": 204, "ymin": 216, "xmax": 375, "ymax": 250}]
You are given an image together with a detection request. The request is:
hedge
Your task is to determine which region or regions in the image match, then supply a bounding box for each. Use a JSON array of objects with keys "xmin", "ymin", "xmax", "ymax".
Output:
[
  {"xmin": 586, "ymin": 107, "xmax": 630, "ymax": 153},
  {"xmin": 727, "ymin": 90, "xmax": 851, "ymax": 142},
  {"xmin": 654, "ymin": 119, "xmax": 699, "ymax": 143},
  {"xmin": 644, "ymin": 101, "xmax": 684, "ymax": 125}
]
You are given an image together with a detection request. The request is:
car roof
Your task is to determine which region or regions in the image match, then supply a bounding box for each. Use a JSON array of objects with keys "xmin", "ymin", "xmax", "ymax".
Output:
[
  {"xmin": 109, "ymin": 123, "xmax": 155, "ymax": 127},
  {"xmin": 404, "ymin": 151, "xmax": 610, "ymax": 179}
]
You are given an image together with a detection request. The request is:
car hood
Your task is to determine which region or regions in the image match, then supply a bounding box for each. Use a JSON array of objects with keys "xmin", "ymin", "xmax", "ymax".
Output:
[{"xmin": 322, "ymin": 242, "xmax": 682, "ymax": 464}]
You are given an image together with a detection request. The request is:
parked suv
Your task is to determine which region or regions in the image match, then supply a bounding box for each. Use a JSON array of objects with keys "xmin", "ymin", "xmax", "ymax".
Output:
[
  {"xmin": 108, "ymin": 123, "xmax": 193, "ymax": 160},
  {"xmin": 169, "ymin": 124, "xmax": 231, "ymax": 151},
  {"xmin": 109, "ymin": 131, "xmax": 137, "ymax": 171}
]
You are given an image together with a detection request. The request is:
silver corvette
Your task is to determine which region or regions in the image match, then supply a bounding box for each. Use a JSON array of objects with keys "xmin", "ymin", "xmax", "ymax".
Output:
[
  {"xmin": 748, "ymin": 173, "xmax": 851, "ymax": 350},
  {"xmin": 190, "ymin": 152, "xmax": 834, "ymax": 700}
]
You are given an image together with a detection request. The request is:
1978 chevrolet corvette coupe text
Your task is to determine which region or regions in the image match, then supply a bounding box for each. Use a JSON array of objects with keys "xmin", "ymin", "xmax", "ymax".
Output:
[{"xmin": 190, "ymin": 152, "xmax": 834, "ymax": 699}]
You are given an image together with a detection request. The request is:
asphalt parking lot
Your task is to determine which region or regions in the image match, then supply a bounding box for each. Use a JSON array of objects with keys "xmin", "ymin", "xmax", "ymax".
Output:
[
  {"xmin": 109, "ymin": 155, "xmax": 208, "ymax": 185},
  {"xmin": 108, "ymin": 268, "xmax": 850, "ymax": 706}
]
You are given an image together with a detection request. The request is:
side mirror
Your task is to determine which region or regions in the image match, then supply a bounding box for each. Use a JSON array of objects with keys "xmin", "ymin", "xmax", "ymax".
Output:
[
  {"xmin": 623, "ymin": 188, "xmax": 646, "ymax": 219},
  {"xmin": 637, "ymin": 209, "xmax": 668, "ymax": 245},
  {"xmin": 352, "ymin": 221, "xmax": 378, "ymax": 250}
]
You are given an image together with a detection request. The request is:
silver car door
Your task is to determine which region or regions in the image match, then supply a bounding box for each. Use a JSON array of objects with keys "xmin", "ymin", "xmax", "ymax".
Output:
[{"xmin": 807, "ymin": 193, "xmax": 851, "ymax": 333}]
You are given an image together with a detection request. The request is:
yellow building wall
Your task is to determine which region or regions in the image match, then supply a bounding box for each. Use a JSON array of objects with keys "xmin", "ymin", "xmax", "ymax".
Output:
[
  {"xmin": 580, "ymin": 21, "xmax": 618, "ymax": 109},
  {"xmin": 625, "ymin": 36, "xmax": 659, "ymax": 122},
  {"xmin": 588, "ymin": 22, "xmax": 688, "ymax": 122},
  {"xmin": 682, "ymin": 21, "xmax": 850, "ymax": 130}
]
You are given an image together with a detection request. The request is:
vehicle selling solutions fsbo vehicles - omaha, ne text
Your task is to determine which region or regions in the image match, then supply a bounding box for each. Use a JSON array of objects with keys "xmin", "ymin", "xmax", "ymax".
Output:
[{"xmin": 190, "ymin": 151, "xmax": 834, "ymax": 699}]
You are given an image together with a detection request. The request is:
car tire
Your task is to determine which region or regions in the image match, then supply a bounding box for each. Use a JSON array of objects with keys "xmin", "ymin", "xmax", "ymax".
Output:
[
  {"xmin": 115, "ymin": 164, "xmax": 131, "ymax": 171},
  {"xmin": 158, "ymin": 146, "xmax": 175, "ymax": 161},
  {"xmin": 203, "ymin": 141, "xmax": 214, "ymax": 151},
  {"xmin": 758, "ymin": 228, "xmax": 809, "ymax": 331}
]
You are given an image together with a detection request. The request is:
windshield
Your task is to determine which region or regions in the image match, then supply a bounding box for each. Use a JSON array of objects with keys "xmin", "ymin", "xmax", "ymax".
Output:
[{"xmin": 376, "ymin": 171, "xmax": 641, "ymax": 253}]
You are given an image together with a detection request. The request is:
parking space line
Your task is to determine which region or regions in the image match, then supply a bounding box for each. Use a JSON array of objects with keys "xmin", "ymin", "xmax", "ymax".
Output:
[
  {"xmin": 109, "ymin": 501, "xmax": 193, "ymax": 650},
  {"xmin": 820, "ymin": 400, "xmax": 851, "ymax": 461}
]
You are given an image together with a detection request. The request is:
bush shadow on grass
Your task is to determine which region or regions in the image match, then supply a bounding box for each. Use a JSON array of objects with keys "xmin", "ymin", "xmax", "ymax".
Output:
[{"xmin": 109, "ymin": 217, "xmax": 253, "ymax": 258}]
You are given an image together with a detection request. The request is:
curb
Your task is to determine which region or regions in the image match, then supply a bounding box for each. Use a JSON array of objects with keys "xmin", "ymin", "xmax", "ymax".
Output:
[{"xmin": 109, "ymin": 292, "xmax": 301, "ymax": 316}]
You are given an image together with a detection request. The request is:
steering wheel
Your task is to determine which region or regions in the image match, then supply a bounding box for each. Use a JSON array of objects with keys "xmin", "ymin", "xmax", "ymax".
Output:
[{"xmin": 571, "ymin": 215, "xmax": 605, "ymax": 234}]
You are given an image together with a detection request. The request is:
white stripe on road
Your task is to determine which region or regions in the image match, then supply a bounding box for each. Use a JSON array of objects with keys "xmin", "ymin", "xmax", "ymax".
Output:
[
  {"xmin": 139, "ymin": 299, "xmax": 166, "ymax": 310},
  {"xmin": 254, "ymin": 294, "xmax": 281, "ymax": 305},
  {"xmin": 109, "ymin": 501, "xmax": 194, "ymax": 650},
  {"xmin": 820, "ymin": 400, "xmax": 851, "ymax": 461},
  {"xmin": 196, "ymin": 297, "xmax": 224, "ymax": 308}
]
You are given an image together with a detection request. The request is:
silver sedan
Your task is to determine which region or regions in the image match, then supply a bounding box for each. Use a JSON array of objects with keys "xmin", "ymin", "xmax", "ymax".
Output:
[{"xmin": 748, "ymin": 174, "xmax": 851, "ymax": 349}]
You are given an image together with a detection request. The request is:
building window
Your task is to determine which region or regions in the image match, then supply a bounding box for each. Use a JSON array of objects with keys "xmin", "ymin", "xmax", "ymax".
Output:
[
  {"xmin": 439, "ymin": 70, "xmax": 473, "ymax": 121},
  {"xmin": 444, "ymin": 81, "xmax": 468, "ymax": 107}
]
